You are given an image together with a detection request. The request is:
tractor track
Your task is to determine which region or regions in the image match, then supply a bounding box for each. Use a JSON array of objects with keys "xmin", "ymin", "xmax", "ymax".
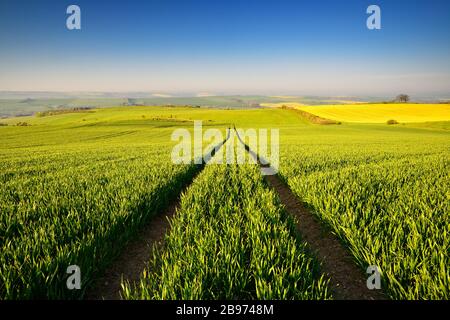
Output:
[
  {"xmin": 88, "ymin": 127, "xmax": 385, "ymax": 300},
  {"xmin": 234, "ymin": 128, "xmax": 386, "ymax": 300},
  {"xmin": 86, "ymin": 133, "xmax": 230, "ymax": 300}
]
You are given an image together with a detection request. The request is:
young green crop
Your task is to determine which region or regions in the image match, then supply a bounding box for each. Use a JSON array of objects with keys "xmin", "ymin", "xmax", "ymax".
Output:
[
  {"xmin": 279, "ymin": 132, "xmax": 450, "ymax": 299},
  {"xmin": 122, "ymin": 161, "xmax": 330, "ymax": 300},
  {"xmin": 1, "ymin": 105, "xmax": 449, "ymax": 300},
  {"xmin": 0, "ymin": 145, "xmax": 197, "ymax": 299}
]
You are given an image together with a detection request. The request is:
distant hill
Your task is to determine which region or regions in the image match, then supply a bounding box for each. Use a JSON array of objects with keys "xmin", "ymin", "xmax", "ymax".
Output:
[{"xmin": 0, "ymin": 92, "xmax": 445, "ymax": 118}]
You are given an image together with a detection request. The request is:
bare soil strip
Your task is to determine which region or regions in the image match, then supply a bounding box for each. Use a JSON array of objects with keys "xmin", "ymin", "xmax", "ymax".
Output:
[
  {"xmin": 86, "ymin": 197, "xmax": 180, "ymax": 300},
  {"xmin": 264, "ymin": 174, "xmax": 385, "ymax": 300},
  {"xmin": 88, "ymin": 128, "xmax": 384, "ymax": 300},
  {"xmin": 234, "ymin": 127, "xmax": 385, "ymax": 300},
  {"xmin": 86, "ymin": 136, "xmax": 229, "ymax": 300}
]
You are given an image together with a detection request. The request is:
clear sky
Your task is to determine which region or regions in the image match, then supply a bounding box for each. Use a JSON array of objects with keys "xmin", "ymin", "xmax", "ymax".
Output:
[{"xmin": 0, "ymin": 0, "xmax": 449, "ymax": 97}]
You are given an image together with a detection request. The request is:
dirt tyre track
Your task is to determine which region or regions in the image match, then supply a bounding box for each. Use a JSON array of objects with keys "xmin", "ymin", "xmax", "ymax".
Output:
[
  {"xmin": 86, "ymin": 135, "xmax": 230, "ymax": 300},
  {"xmin": 234, "ymin": 127, "xmax": 385, "ymax": 300},
  {"xmin": 265, "ymin": 174, "xmax": 386, "ymax": 300}
]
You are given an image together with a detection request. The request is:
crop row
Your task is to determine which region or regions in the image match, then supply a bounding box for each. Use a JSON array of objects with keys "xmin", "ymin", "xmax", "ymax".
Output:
[
  {"xmin": 122, "ymin": 162, "xmax": 331, "ymax": 299},
  {"xmin": 0, "ymin": 145, "xmax": 197, "ymax": 299},
  {"xmin": 279, "ymin": 141, "xmax": 449, "ymax": 299}
]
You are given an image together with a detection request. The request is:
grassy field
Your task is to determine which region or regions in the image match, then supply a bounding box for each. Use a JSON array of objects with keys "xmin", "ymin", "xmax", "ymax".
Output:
[
  {"xmin": 279, "ymin": 124, "xmax": 449, "ymax": 299},
  {"xmin": 0, "ymin": 105, "xmax": 449, "ymax": 299},
  {"xmin": 0, "ymin": 135, "xmax": 198, "ymax": 299},
  {"xmin": 123, "ymin": 163, "xmax": 330, "ymax": 300}
]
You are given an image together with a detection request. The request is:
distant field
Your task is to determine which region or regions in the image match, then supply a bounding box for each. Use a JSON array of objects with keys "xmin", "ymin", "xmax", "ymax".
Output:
[
  {"xmin": 261, "ymin": 100, "xmax": 365, "ymax": 108},
  {"xmin": 261, "ymin": 102, "xmax": 306, "ymax": 108},
  {"xmin": 0, "ymin": 98, "xmax": 127, "ymax": 118},
  {"xmin": 298, "ymin": 103, "xmax": 450, "ymax": 123},
  {"xmin": 0, "ymin": 97, "xmax": 266, "ymax": 118},
  {"xmin": 0, "ymin": 95, "xmax": 373, "ymax": 118}
]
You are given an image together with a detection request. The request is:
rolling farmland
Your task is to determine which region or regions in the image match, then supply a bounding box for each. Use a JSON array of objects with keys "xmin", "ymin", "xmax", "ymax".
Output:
[
  {"xmin": 279, "ymin": 127, "xmax": 450, "ymax": 299},
  {"xmin": 297, "ymin": 103, "xmax": 450, "ymax": 123},
  {"xmin": 0, "ymin": 144, "xmax": 198, "ymax": 299},
  {"xmin": 123, "ymin": 164, "xmax": 330, "ymax": 300},
  {"xmin": 0, "ymin": 104, "xmax": 449, "ymax": 300}
]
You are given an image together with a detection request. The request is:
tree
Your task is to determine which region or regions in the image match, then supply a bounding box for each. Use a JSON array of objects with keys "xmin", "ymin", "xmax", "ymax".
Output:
[{"xmin": 396, "ymin": 94, "xmax": 410, "ymax": 103}]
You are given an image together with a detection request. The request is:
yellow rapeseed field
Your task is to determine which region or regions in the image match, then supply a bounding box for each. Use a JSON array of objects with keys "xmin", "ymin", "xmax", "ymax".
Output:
[{"xmin": 298, "ymin": 103, "xmax": 450, "ymax": 123}]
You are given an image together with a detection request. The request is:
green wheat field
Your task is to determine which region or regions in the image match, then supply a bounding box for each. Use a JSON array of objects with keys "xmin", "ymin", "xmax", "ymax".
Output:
[{"xmin": 0, "ymin": 105, "xmax": 449, "ymax": 300}]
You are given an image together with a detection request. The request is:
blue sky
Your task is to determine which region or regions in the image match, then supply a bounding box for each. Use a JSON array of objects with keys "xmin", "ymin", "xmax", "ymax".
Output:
[{"xmin": 0, "ymin": 0, "xmax": 449, "ymax": 97}]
